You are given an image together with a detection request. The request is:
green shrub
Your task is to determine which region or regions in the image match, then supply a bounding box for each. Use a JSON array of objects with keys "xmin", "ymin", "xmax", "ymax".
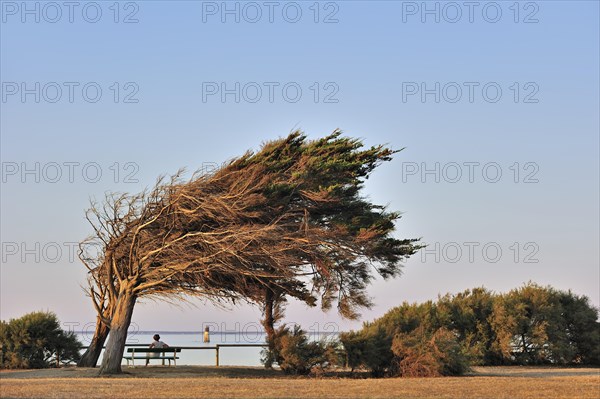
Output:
[
  {"xmin": 360, "ymin": 326, "xmax": 394, "ymax": 377},
  {"xmin": 340, "ymin": 325, "xmax": 394, "ymax": 376},
  {"xmin": 339, "ymin": 330, "xmax": 366, "ymax": 371},
  {"xmin": 261, "ymin": 325, "xmax": 335, "ymax": 375},
  {"xmin": 0, "ymin": 311, "xmax": 82, "ymax": 369}
]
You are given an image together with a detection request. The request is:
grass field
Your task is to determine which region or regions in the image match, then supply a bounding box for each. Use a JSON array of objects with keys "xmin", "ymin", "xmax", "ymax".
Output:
[{"xmin": 1, "ymin": 366, "xmax": 598, "ymax": 399}]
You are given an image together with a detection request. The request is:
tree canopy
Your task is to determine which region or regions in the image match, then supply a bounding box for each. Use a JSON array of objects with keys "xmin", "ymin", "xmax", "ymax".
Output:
[{"xmin": 79, "ymin": 131, "xmax": 422, "ymax": 374}]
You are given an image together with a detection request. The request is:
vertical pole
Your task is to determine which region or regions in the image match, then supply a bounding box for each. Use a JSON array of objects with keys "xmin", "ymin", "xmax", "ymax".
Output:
[{"xmin": 215, "ymin": 345, "xmax": 219, "ymax": 367}]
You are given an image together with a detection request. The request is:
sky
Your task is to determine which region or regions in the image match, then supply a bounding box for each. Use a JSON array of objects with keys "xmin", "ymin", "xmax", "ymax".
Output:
[{"xmin": 1, "ymin": 1, "xmax": 598, "ymax": 335}]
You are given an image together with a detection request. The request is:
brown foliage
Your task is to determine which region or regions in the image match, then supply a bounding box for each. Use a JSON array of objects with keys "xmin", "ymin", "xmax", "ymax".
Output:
[
  {"xmin": 78, "ymin": 132, "xmax": 421, "ymax": 373},
  {"xmin": 391, "ymin": 327, "xmax": 469, "ymax": 377}
]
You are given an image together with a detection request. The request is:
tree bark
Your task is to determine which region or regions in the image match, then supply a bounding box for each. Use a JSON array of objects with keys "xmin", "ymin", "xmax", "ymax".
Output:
[
  {"xmin": 77, "ymin": 316, "xmax": 110, "ymax": 367},
  {"xmin": 262, "ymin": 287, "xmax": 276, "ymax": 369},
  {"xmin": 263, "ymin": 287, "xmax": 275, "ymax": 343},
  {"xmin": 99, "ymin": 289, "xmax": 137, "ymax": 375}
]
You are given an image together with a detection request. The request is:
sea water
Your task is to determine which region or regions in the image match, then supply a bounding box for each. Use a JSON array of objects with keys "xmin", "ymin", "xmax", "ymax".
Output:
[{"xmin": 77, "ymin": 331, "xmax": 338, "ymax": 366}]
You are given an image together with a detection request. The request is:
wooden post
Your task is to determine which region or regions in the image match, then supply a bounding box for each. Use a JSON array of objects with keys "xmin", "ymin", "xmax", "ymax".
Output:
[{"xmin": 215, "ymin": 345, "xmax": 219, "ymax": 367}]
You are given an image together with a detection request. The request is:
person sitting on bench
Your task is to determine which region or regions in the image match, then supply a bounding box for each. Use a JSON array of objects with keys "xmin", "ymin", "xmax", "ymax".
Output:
[{"xmin": 146, "ymin": 334, "xmax": 169, "ymax": 366}]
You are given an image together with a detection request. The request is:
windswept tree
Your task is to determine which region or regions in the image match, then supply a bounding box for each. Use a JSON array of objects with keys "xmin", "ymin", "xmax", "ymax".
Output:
[
  {"xmin": 77, "ymin": 191, "xmax": 150, "ymax": 368},
  {"xmin": 86, "ymin": 167, "xmax": 320, "ymax": 374},
  {"xmin": 80, "ymin": 131, "xmax": 421, "ymax": 374},
  {"xmin": 221, "ymin": 132, "xmax": 422, "ymax": 357}
]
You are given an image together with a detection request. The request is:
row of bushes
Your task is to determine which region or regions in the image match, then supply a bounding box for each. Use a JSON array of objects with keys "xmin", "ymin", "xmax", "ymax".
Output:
[
  {"xmin": 262, "ymin": 323, "xmax": 468, "ymax": 377},
  {"xmin": 263, "ymin": 284, "xmax": 600, "ymax": 377},
  {"xmin": 0, "ymin": 311, "xmax": 82, "ymax": 369},
  {"xmin": 340, "ymin": 324, "xmax": 470, "ymax": 377}
]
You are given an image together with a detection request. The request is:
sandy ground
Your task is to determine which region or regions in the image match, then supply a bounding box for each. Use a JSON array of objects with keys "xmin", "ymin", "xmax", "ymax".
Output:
[
  {"xmin": 1, "ymin": 366, "xmax": 598, "ymax": 399},
  {"xmin": 1, "ymin": 365, "xmax": 599, "ymax": 380}
]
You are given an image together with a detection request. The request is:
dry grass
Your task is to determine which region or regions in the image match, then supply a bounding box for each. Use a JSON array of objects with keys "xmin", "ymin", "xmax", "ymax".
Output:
[{"xmin": 1, "ymin": 366, "xmax": 598, "ymax": 399}]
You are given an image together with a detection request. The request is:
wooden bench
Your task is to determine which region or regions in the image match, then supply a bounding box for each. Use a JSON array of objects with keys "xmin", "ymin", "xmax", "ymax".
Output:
[{"xmin": 124, "ymin": 347, "xmax": 181, "ymax": 367}]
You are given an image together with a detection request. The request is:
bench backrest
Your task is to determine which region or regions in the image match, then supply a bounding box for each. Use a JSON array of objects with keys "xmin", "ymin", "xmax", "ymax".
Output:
[{"xmin": 127, "ymin": 347, "xmax": 181, "ymax": 353}]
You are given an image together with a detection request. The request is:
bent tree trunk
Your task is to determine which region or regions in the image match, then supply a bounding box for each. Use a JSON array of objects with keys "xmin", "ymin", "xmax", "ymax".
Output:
[
  {"xmin": 77, "ymin": 316, "xmax": 109, "ymax": 367},
  {"xmin": 262, "ymin": 287, "xmax": 276, "ymax": 368},
  {"xmin": 99, "ymin": 289, "xmax": 137, "ymax": 375},
  {"xmin": 263, "ymin": 288, "xmax": 276, "ymax": 342}
]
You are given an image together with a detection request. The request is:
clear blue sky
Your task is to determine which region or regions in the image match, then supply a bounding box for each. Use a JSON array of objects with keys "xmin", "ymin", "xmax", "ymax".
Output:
[{"xmin": 1, "ymin": 1, "xmax": 598, "ymax": 333}]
